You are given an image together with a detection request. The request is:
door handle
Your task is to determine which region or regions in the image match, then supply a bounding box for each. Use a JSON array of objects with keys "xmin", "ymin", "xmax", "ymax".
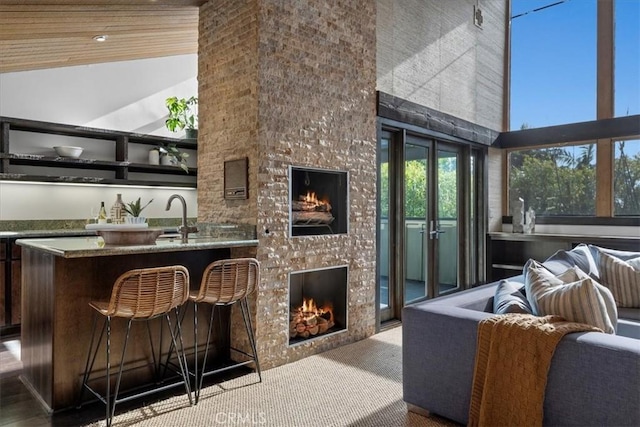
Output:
[{"xmin": 429, "ymin": 220, "xmax": 446, "ymax": 240}]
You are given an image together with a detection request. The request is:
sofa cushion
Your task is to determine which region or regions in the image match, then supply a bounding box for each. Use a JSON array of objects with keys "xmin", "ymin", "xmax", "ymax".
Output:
[
  {"xmin": 543, "ymin": 244, "xmax": 599, "ymax": 279},
  {"xmin": 588, "ymin": 245, "xmax": 640, "ymax": 263},
  {"xmin": 598, "ymin": 250, "xmax": 640, "ymax": 308},
  {"xmin": 618, "ymin": 307, "xmax": 640, "ymax": 321},
  {"xmin": 524, "ymin": 260, "xmax": 617, "ymax": 334},
  {"xmin": 493, "ymin": 280, "xmax": 532, "ymax": 314}
]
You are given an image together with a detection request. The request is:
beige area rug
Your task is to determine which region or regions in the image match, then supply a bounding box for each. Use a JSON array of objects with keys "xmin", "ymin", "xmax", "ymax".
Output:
[{"xmin": 90, "ymin": 326, "xmax": 459, "ymax": 427}]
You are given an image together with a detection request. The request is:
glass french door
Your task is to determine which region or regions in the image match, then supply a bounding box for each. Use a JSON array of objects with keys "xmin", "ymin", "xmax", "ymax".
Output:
[
  {"xmin": 378, "ymin": 131, "xmax": 474, "ymax": 322},
  {"xmin": 403, "ymin": 137, "xmax": 461, "ymax": 304}
]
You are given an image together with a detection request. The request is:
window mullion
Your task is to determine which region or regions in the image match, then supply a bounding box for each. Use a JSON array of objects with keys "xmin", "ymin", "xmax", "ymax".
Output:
[
  {"xmin": 597, "ymin": 0, "xmax": 614, "ymax": 120},
  {"xmin": 596, "ymin": 138, "xmax": 614, "ymax": 217}
]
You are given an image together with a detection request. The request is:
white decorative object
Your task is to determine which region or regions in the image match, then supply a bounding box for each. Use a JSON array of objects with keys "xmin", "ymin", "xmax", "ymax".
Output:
[
  {"xmin": 524, "ymin": 207, "xmax": 536, "ymax": 234},
  {"xmin": 512, "ymin": 198, "xmax": 525, "ymax": 233},
  {"xmin": 110, "ymin": 193, "xmax": 125, "ymax": 224},
  {"xmin": 148, "ymin": 149, "xmax": 160, "ymax": 165},
  {"xmin": 53, "ymin": 146, "xmax": 83, "ymax": 158},
  {"xmin": 124, "ymin": 216, "xmax": 147, "ymax": 224}
]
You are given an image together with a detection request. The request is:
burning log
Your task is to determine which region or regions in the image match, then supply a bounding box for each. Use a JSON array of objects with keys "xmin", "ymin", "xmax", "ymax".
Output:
[
  {"xmin": 292, "ymin": 191, "xmax": 334, "ymax": 226},
  {"xmin": 292, "ymin": 211, "xmax": 334, "ymax": 225},
  {"xmin": 289, "ymin": 297, "xmax": 335, "ymax": 339},
  {"xmin": 292, "ymin": 200, "xmax": 332, "ymax": 212}
]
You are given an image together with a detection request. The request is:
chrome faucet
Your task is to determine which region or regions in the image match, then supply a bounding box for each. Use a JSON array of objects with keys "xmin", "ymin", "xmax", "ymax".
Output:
[{"xmin": 166, "ymin": 194, "xmax": 198, "ymax": 242}]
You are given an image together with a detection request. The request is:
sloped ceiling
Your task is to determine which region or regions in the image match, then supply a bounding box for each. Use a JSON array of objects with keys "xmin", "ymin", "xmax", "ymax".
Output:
[{"xmin": 0, "ymin": 0, "xmax": 206, "ymax": 73}]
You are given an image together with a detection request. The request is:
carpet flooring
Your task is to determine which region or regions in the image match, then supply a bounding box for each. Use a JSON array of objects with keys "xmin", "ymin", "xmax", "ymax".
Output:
[{"xmin": 87, "ymin": 325, "xmax": 459, "ymax": 427}]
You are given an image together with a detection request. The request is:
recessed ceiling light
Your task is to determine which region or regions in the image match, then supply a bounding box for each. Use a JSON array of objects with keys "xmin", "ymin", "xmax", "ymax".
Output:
[{"xmin": 93, "ymin": 35, "xmax": 108, "ymax": 42}]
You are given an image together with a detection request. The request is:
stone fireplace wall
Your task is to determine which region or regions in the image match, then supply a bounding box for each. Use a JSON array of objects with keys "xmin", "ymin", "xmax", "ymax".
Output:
[{"xmin": 198, "ymin": 0, "xmax": 377, "ymax": 369}]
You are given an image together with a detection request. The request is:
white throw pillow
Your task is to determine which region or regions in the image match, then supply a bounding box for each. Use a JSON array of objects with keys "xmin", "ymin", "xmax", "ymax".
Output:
[
  {"xmin": 524, "ymin": 260, "xmax": 616, "ymax": 334},
  {"xmin": 598, "ymin": 251, "xmax": 640, "ymax": 308}
]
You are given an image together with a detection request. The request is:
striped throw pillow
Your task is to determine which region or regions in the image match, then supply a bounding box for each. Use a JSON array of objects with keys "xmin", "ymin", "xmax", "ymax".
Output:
[
  {"xmin": 598, "ymin": 251, "xmax": 640, "ymax": 308},
  {"xmin": 524, "ymin": 260, "xmax": 616, "ymax": 334}
]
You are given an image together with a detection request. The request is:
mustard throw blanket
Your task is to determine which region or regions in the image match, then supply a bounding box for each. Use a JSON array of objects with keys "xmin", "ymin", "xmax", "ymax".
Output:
[{"xmin": 468, "ymin": 314, "xmax": 601, "ymax": 427}]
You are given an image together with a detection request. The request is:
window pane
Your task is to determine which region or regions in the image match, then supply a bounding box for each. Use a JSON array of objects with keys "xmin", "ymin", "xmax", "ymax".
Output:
[
  {"xmin": 404, "ymin": 144, "xmax": 427, "ymax": 218},
  {"xmin": 510, "ymin": 0, "xmax": 596, "ymax": 130},
  {"xmin": 615, "ymin": 1, "xmax": 640, "ymax": 117},
  {"xmin": 379, "ymin": 137, "xmax": 390, "ymax": 309},
  {"xmin": 438, "ymin": 152, "xmax": 457, "ymax": 219},
  {"xmin": 614, "ymin": 139, "xmax": 640, "ymax": 216},
  {"xmin": 509, "ymin": 143, "xmax": 596, "ymax": 215}
]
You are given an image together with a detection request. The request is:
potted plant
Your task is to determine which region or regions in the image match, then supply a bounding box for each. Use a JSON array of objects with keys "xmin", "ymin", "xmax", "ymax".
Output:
[
  {"xmin": 165, "ymin": 96, "xmax": 198, "ymax": 139},
  {"xmin": 158, "ymin": 142, "xmax": 189, "ymax": 173},
  {"xmin": 122, "ymin": 197, "xmax": 153, "ymax": 223}
]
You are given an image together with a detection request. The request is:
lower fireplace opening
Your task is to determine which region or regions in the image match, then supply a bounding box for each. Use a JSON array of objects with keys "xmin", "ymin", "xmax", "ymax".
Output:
[{"xmin": 288, "ymin": 266, "xmax": 348, "ymax": 346}]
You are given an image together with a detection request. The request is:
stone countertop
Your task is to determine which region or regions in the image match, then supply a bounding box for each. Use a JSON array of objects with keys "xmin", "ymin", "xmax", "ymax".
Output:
[
  {"xmin": 0, "ymin": 229, "xmax": 95, "ymax": 238},
  {"xmin": 16, "ymin": 235, "xmax": 258, "ymax": 258}
]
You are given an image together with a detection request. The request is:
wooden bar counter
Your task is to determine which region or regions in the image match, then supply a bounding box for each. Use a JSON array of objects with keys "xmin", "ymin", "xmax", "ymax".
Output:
[{"xmin": 16, "ymin": 235, "xmax": 258, "ymax": 412}]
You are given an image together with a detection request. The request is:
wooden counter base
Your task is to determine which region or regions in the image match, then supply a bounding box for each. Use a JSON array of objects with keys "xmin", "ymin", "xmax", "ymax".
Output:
[{"xmin": 21, "ymin": 246, "xmax": 233, "ymax": 411}]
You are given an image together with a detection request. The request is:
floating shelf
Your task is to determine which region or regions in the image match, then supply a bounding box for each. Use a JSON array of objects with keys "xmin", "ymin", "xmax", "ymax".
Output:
[{"xmin": 0, "ymin": 116, "xmax": 197, "ymax": 188}]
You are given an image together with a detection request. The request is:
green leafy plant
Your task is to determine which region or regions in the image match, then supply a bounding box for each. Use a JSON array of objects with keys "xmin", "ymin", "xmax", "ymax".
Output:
[
  {"xmin": 158, "ymin": 143, "xmax": 189, "ymax": 173},
  {"xmin": 122, "ymin": 197, "xmax": 153, "ymax": 217},
  {"xmin": 165, "ymin": 96, "xmax": 198, "ymax": 132}
]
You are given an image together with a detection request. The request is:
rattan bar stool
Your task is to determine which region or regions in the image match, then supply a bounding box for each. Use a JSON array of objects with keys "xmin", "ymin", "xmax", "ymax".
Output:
[
  {"xmin": 191, "ymin": 257, "xmax": 261, "ymax": 404},
  {"xmin": 78, "ymin": 265, "xmax": 193, "ymax": 427}
]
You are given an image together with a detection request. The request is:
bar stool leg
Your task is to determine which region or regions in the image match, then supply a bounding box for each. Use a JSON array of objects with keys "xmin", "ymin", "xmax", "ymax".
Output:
[
  {"xmin": 195, "ymin": 304, "xmax": 216, "ymax": 404},
  {"xmin": 165, "ymin": 309, "xmax": 193, "ymax": 404},
  {"xmin": 107, "ymin": 319, "xmax": 133, "ymax": 425},
  {"xmin": 78, "ymin": 311, "xmax": 103, "ymax": 408},
  {"xmin": 240, "ymin": 298, "xmax": 261, "ymax": 381},
  {"xmin": 105, "ymin": 316, "xmax": 111, "ymax": 427},
  {"xmin": 160, "ymin": 307, "xmax": 189, "ymax": 382},
  {"xmin": 193, "ymin": 302, "xmax": 198, "ymax": 403}
]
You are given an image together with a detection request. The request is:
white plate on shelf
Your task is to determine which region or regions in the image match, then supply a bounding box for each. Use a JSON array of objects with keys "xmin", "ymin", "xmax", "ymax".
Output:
[{"xmin": 86, "ymin": 223, "xmax": 149, "ymax": 231}]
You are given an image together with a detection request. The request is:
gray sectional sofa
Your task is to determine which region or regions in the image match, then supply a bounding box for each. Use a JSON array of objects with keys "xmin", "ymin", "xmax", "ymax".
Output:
[{"xmin": 403, "ymin": 248, "xmax": 640, "ymax": 426}]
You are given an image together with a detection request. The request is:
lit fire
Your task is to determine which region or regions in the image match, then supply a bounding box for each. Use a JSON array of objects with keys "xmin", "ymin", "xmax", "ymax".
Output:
[
  {"xmin": 295, "ymin": 297, "xmax": 334, "ymax": 323},
  {"xmin": 303, "ymin": 191, "xmax": 317, "ymax": 204},
  {"xmin": 302, "ymin": 191, "xmax": 329, "ymax": 207},
  {"xmin": 290, "ymin": 297, "xmax": 336, "ymax": 339},
  {"xmin": 299, "ymin": 191, "xmax": 332, "ymax": 212}
]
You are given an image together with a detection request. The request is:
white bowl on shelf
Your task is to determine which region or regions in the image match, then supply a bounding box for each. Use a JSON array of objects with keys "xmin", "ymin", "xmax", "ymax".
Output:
[{"xmin": 53, "ymin": 146, "xmax": 83, "ymax": 158}]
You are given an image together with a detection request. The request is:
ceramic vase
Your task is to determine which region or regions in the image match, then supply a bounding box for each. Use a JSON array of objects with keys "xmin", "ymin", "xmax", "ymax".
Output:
[{"xmin": 148, "ymin": 149, "xmax": 160, "ymax": 165}]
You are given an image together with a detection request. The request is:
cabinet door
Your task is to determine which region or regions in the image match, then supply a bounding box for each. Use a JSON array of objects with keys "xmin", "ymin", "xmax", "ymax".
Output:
[
  {"xmin": 0, "ymin": 260, "xmax": 5, "ymax": 326},
  {"xmin": 11, "ymin": 260, "xmax": 21, "ymax": 325}
]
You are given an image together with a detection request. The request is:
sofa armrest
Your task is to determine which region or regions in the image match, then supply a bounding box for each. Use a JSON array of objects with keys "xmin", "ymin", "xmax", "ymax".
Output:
[
  {"xmin": 426, "ymin": 281, "xmax": 505, "ymax": 312},
  {"xmin": 402, "ymin": 303, "xmax": 492, "ymax": 424},
  {"xmin": 545, "ymin": 332, "xmax": 640, "ymax": 426}
]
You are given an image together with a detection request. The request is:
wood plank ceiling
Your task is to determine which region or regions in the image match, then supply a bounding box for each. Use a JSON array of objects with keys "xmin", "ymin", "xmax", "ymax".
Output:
[{"xmin": 0, "ymin": 1, "xmax": 206, "ymax": 73}]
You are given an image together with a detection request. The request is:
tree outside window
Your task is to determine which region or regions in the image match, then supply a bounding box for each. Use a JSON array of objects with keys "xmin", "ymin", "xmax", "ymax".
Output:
[
  {"xmin": 614, "ymin": 139, "xmax": 640, "ymax": 216},
  {"xmin": 508, "ymin": 144, "xmax": 596, "ymax": 216}
]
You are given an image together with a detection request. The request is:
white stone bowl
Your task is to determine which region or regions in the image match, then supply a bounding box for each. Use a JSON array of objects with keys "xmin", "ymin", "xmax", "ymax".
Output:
[
  {"xmin": 124, "ymin": 216, "xmax": 147, "ymax": 224},
  {"xmin": 53, "ymin": 146, "xmax": 83, "ymax": 158}
]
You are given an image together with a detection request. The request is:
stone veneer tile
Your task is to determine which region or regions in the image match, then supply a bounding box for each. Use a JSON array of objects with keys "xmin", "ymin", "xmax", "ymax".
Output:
[{"xmin": 199, "ymin": 0, "xmax": 377, "ymax": 369}]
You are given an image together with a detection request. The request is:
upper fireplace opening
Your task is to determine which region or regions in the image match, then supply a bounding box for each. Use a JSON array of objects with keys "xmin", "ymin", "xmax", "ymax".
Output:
[{"xmin": 289, "ymin": 166, "xmax": 348, "ymax": 237}]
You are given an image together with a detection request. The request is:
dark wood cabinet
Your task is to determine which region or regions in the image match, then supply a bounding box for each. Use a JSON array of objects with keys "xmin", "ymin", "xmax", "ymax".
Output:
[
  {"xmin": 0, "ymin": 239, "xmax": 21, "ymax": 333},
  {"xmin": 0, "ymin": 260, "xmax": 5, "ymax": 326},
  {"xmin": 0, "ymin": 116, "xmax": 197, "ymax": 188},
  {"xmin": 1, "ymin": 235, "xmax": 79, "ymax": 335},
  {"xmin": 487, "ymin": 232, "xmax": 639, "ymax": 282},
  {"xmin": 11, "ymin": 250, "xmax": 21, "ymax": 325}
]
